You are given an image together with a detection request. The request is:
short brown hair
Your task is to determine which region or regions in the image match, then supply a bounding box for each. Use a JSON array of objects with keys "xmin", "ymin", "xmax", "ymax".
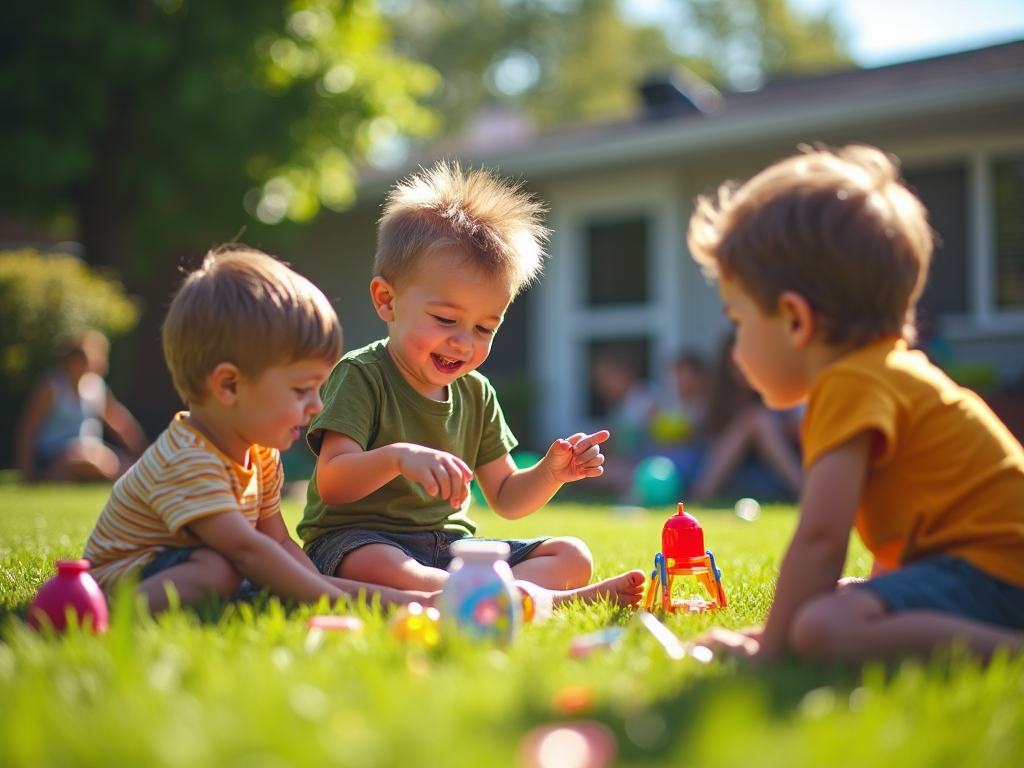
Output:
[
  {"xmin": 375, "ymin": 160, "xmax": 549, "ymax": 295},
  {"xmin": 688, "ymin": 144, "xmax": 934, "ymax": 346},
  {"xmin": 162, "ymin": 246, "xmax": 343, "ymax": 404}
]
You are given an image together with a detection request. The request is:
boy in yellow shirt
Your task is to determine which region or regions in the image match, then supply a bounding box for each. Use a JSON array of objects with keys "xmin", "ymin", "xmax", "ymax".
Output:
[
  {"xmin": 299, "ymin": 161, "xmax": 646, "ymax": 607},
  {"xmin": 689, "ymin": 145, "xmax": 1024, "ymax": 662},
  {"xmin": 84, "ymin": 247, "xmax": 431, "ymax": 611}
]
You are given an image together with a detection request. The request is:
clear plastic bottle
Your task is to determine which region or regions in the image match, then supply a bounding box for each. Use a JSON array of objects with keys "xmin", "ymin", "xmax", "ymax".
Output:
[{"xmin": 439, "ymin": 540, "xmax": 522, "ymax": 644}]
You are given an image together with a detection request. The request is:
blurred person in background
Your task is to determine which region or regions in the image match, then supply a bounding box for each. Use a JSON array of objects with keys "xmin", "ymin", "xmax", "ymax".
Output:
[
  {"xmin": 649, "ymin": 351, "xmax": 711, "ymax": 489},
  {"xmin": 589, "ymin": 353, "xmax": 658, "ymax": 499},
  {"xmin": 690, "ymin": 334, "xmax": 803, "ymax": 502},
  {"xmin": 15, "ymin": 329, "xmax": 147, "ymax": 482}
]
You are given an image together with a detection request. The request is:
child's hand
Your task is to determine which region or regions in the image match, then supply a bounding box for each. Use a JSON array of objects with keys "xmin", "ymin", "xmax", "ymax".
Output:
[
  {"xmin": 696, "ymin": 626, "xmax": 763, "ymax": 659},
  {"xmin": 542, "ymin": 430, "xmax": 610, "ymax": 484},
  {"xmin": 397, "ymin": 445, "xmax": 473, "ymax": 509}
]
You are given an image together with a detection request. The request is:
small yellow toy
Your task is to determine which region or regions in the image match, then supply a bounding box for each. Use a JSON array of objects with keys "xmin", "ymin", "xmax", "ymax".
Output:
[
  {"xmin": 389, "ymin": 602, "xmax": 442, "ymax": 646},
  {"xmin": 643, "ymin": 503, "xmax": 728, "ymax": 613}
]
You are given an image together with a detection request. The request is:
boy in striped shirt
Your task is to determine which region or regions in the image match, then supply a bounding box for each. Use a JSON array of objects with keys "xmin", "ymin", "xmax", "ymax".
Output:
[{"xmin": 84, "ymin": 247, "xmax": 431, "ymax": 611}]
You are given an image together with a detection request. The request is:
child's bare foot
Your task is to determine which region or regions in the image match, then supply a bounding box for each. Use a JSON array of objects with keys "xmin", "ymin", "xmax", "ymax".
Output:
[{"xmin": 548, "ymin": 570, "xmax": 647, "ymax": 609}]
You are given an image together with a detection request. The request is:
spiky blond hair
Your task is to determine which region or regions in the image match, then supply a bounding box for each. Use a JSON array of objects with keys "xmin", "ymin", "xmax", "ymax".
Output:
[{"xmin": 375, "ymin": 160, "xmax": 549, "ymax": 295}]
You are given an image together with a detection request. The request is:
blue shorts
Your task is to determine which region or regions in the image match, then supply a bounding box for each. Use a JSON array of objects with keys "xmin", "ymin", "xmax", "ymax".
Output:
[
  {"xmin": 305, "ymin": 528, "xmax": 549, "ymax": 578},
  {"xmin": 854, "ymin": 556, "xmax": 1024, "ymax": 630},
  {"xmin": 140, "ymin": 546, "xmax": 259, "ymax": 601},
  {"xmin": 141, "ymin": 546, "xmax": 200, "ymax": 578}
]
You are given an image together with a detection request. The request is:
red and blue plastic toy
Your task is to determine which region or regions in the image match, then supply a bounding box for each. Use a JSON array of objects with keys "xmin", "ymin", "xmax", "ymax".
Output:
[{"xmin": 643, "ymin": 503, "xmax": 728, "ymax": 613}]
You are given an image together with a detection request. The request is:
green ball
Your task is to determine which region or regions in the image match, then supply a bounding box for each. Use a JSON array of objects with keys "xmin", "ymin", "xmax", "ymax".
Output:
[{"xmin": 632, "ymin": 455, "xmax": 682, "ymax": 507}]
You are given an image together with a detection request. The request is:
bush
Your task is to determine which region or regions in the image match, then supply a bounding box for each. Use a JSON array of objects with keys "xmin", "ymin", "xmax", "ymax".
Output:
[
  {"xmin": 0, "ymin": 249, "xmax": 140, "ymax": 466},
  {"xmin": 0, "ymin": 249, "xmax": 139, "ymax": 390}
]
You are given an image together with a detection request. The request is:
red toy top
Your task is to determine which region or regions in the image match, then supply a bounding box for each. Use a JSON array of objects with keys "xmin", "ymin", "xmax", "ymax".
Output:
[{"xmin": 662, "ymin": 503, "xmax": 705, "ymax": 562}]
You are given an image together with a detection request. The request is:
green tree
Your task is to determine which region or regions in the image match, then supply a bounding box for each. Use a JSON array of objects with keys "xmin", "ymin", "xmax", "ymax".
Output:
[
  {"xmin": 679, "ymin": 0, "xmax": 853, "ymax": 88},
  {"xmin": 383, "ymin": 0, "xmax": 851, "ymax": 130},
  {"xmin": 0, "ymin": 0, "xmax": 439, "ymax": 277}
]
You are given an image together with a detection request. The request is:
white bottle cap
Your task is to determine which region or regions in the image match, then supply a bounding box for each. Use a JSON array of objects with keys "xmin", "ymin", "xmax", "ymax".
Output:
[{"xmin": 449, "ymin": 540, "xmax": 510, "ymax": 561}]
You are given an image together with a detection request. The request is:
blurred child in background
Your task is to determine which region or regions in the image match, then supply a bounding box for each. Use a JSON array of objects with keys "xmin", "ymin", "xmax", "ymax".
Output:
[
  {"xmin": 649, "ymin": 351, "xmax": 710, "ymax": 490},
  {"xmin": 15, "ymin": 329, "xmax": 147, "ymax": 483},
  {"xmin": 690, "ymin": 334, "xmax": 803, "ymax": 502}
]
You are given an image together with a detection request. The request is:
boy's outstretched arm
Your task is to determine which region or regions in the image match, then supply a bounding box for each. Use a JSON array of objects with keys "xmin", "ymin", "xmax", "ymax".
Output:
[
  {"xmin": 753, "ymin": 431, "xmax": 872, "ymax": 661},
  {"xmin": 255, "ymin": 510, "xmax": 435, "ymax": 603},
  {"xmin": 316, "ymin": 430, "xmax": 474, "ymax": 510},
  {"xmin": 475, "ymin": 430, "xmax": 610, "ymax": 520},
  {"xmin": 190, "ymin": 511, "xmax": 423, "ymax": 607}
]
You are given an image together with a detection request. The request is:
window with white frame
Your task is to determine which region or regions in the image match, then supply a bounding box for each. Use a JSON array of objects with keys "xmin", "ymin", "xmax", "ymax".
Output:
[
  {"xmin": 903, "ymin": 150, "xmax": 1024, "ymax": 333},
  {"xmin": 583, "ymin": 217, "xmax": 652, "ymax": 417},
  {"xmin": 586, "ymin": 217, "xmax": 649, "ymax": 306},
  {"xmin": 532, "ymin": 177, "xmax": 684, "ymax": 444},
  {"xmin": 904, "ymin": 165, "xmax": 968, "ymax": 316},
  {"xmin": 994, "ymin": 155, "xmax": 1024, "ymax": 309}
]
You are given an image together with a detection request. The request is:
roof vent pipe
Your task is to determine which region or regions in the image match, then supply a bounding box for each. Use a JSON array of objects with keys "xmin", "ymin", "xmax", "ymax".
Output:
[{"xmin": 639, "ymin": 68, "xmax": 724, "ymax": 119}]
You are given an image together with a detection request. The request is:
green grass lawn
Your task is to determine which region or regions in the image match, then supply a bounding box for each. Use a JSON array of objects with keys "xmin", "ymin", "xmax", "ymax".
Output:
[{"xmin": 1, "ymin": 480, "xmax": 1022, "ymax": 767}]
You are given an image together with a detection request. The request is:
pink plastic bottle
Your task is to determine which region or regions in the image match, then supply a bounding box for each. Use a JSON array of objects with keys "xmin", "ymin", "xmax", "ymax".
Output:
[{"xmin": 28, "ymin": 559, "xmax": 109, "ymax": 633}]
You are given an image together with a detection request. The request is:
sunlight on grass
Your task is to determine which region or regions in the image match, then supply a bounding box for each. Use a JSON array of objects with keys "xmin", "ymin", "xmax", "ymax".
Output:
[{"xmin": 1, "ymin": 483, "xmax": 1022, "ymax": 767}]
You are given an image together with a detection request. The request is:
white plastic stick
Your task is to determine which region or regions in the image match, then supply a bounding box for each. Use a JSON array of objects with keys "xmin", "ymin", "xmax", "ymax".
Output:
[{"xmin": 633, "ymin": 610, "xmax": 686, "ymax": 660}]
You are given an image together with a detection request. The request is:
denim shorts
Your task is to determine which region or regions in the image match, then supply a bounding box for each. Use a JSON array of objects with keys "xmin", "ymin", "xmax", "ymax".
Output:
[
  {"xmin": 854, "ymin": 555, "xmax": 1024, "ymax": 630},
  {"xmin": 140, "ymin": 546, "xmax": 260, "ymax": 601},
  {"xmin": 305, "ymin": 528, "xmax": 549, "ymax": 578},
  {"xmin": 141, "ymin": 546, "xmax": 201, "ymax": 578}
]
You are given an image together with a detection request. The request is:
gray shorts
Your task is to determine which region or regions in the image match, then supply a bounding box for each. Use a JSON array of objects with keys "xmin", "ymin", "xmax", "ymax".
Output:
[
  {"xmin": 855, "ymin": 555, "xmax": 1024, "ymax": 629},
  {"xmin": 305, "ymin": 528, "xmax": 549, "ymax": 578}
]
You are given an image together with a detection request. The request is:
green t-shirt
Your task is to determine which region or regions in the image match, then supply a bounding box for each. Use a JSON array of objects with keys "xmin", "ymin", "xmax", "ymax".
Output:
[{"xmin": 297, "ymin": 339, "xmax": 518, "ymax": 544}]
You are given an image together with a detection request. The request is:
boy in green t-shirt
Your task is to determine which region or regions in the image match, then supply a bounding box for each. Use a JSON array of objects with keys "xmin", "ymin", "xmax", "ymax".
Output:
[{"xmin": 299, "ymin": 161, "xmax": 646, "ymax": 608}]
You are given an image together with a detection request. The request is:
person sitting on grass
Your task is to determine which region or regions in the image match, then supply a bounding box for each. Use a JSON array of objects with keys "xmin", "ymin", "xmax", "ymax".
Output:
[
  {"xmin": 15, "ymin": 329, "xmax": 148, "ymax": 483},
  {"xmin": 688, "ymin": 144, "xmax": 1024, "ymax": 662},
  {"xmin": 689, "ymin": 333, "xmax": 803, "ymax": 503},
  {"xmin": 83, "ymin": 247, "xmax": 432, "ymax": 612},
  {"xmin": 298, "ymin": 161, "xmax": 646, "ymax": 609}
]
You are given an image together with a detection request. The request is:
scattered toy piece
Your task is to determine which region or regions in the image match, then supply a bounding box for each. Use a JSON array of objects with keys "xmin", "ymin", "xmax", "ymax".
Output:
[
  {"xmin": 517, "ymin": 721, "xmax": 616, "ymax": 768},
  {"xmin": 306, "ymin": 615, "xmax": 364, "ymax": 633},
  {"xmin": 551, "ymin": 683, "xmax": 597, "ymax": 716},
  {"xmin": 389, "ymin": 601, "xmax": 442, "ymax": 646},
  {"xmin": 569, "ymin": 627, "xmax": 626, "ymax": 659},
  {"xmin": 28, "ymin": 559, "xmax": 108, "ymax": 634},
  {"xmin": 633, "ymin": 610, "xmax": 686, "ymax": 660}
]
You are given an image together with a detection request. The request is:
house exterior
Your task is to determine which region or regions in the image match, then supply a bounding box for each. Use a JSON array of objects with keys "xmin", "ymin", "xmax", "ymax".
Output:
[{"xmin": 290, "ymin": 40, "xmax": 1024, "ymax": 450}]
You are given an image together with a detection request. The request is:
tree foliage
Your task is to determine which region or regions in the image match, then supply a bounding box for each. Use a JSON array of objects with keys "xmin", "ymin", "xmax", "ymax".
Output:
[
  {"xmin": 0, "ymin": 0, "xmax": 439, "ymax": 275},
  {"xmin": 384, "ymin": 0, "xmax": 852, "ymax": 130}
]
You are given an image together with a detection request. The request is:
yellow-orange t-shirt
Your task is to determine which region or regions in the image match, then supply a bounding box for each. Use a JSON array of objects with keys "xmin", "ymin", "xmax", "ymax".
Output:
[
  {"xmin": 802, "ymin": 338, "xmax": 1024, "ymax": 588},
  {"xmin": 83, "ymin": 412, "xmax": 283, "ymax": 592}
]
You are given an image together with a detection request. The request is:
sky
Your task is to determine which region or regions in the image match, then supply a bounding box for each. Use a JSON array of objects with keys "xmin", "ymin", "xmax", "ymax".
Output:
[
  {"xmin": 789, "ymin": 0, "xmax": 1024, "ymax": 67},
  {"xmin": 625, "ymin": 0, "xmax": 1024, "ymax": 68}
]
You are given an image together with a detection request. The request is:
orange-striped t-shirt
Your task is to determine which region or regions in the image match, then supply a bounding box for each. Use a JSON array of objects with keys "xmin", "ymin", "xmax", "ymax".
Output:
[
  {"xmin": 802, "ymin": 338, "xmax": 1024, "ymax": 588},
  {"xmin": 84, "ymin": 412, "xmax": 283, "ymax": 592}
]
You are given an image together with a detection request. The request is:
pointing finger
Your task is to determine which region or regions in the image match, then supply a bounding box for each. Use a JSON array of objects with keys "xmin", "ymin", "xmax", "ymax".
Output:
[{"xmin": 573, "ymin": 430, "xmax": 611, "ymax": 455}]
